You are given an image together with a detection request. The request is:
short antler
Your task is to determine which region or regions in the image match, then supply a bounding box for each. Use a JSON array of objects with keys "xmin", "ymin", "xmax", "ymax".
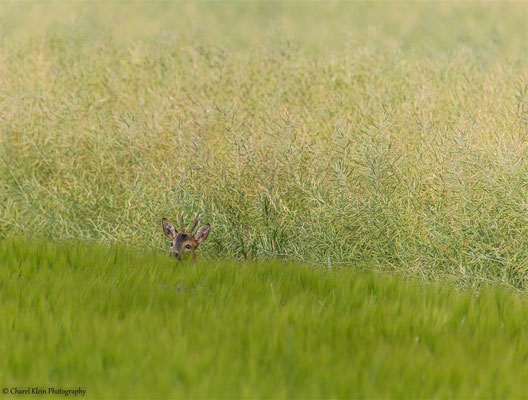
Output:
[
  {"xmin": 188, "ymin": 214, "xmax": 200, "ymax": 234},
  {"xmin": 180, "ymin": 211, "xmax": 185, "ymax": 233}
]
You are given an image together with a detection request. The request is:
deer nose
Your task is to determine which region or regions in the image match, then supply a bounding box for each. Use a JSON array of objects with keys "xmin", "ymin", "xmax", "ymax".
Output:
[{"xmin": 174, "ymin": 251, "xmax": 180, "ymax": 258}]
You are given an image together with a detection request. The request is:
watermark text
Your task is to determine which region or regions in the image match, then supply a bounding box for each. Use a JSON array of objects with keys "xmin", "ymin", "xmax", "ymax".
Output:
[{"xmin": 2, "ymin": 387, "xmax": 86, "ymax": 397}]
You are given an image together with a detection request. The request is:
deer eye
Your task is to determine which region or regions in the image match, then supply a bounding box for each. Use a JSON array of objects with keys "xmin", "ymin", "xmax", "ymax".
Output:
[
  {"xmin": 169, "ymin": 242, "xmax": 173, "ymax": 247},
  {"xmin": 185, "ymin": 244, "xmax": 192, "ymax": 250}
]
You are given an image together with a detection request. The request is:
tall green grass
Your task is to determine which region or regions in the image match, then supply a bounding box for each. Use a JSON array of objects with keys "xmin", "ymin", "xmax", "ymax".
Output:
[
  {"xmin": 1, "ymin": 237, "xmax": 528, "ymax": 398},
  {"xmin": 0, "ymin": 1, "xmax": 527, "ymax": 286}
]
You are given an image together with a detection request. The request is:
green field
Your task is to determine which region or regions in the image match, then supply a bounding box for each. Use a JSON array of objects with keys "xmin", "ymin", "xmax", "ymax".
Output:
[
  {"xmin": 2, "ymin": 238, "xmax": 528, "ymax": 398},
  {"xmin": 1, "ymin": 0, "xmax": 528, "ymax": 397}
]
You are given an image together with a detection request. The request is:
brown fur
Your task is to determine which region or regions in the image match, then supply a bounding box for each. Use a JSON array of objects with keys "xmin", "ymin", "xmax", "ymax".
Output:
[{"xmin": 162, "ymin": 215, "xmax": 210, "ymax": 261}]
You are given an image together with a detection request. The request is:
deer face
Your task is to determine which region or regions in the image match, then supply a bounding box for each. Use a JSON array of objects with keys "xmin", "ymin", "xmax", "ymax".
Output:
[{"xmin": 162, "ymin": 214, "xmax": 210, "ymax": 261}]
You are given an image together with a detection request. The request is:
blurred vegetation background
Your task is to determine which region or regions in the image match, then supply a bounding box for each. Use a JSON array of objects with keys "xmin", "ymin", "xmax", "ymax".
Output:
[{"xmin": 0, "ymin": 1, "xmax": 527, "ymax": 286}]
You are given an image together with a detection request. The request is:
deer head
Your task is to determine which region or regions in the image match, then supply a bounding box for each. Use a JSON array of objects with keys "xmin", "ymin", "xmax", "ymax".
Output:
[{"xmin": 162, "ymin": 213, "xmax": 210, "ymax": 261}]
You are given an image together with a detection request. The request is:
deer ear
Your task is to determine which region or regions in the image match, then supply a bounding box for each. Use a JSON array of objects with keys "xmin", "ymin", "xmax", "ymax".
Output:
[
  {"xmin": 195, "ymin": 224, "xmax": 210, "ymax": 244},
  {"xmin": 162, "ymin": 218, "xmax": 177, "ymax": 238}
]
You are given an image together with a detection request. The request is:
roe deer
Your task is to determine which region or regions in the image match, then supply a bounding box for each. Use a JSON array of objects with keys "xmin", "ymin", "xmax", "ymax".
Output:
[{"xmin": 162, "ymin": 213, "xmax": 210, "ymax": 261}]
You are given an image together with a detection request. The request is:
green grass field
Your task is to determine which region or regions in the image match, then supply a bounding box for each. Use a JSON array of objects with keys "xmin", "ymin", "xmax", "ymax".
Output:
[
  {"xmin": 2, "ymin": 238, "xmax": 528, "ymax": 398},
  {"xmin": 1, "ymin": 1, "xmax": 528, "ymax": 397}
]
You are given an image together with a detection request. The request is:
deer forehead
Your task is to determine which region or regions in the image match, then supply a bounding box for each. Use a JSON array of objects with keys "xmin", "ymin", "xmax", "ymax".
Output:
[{"xmin": 174, "ymin": 233, "xmax": 198, "ymax": 248}]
